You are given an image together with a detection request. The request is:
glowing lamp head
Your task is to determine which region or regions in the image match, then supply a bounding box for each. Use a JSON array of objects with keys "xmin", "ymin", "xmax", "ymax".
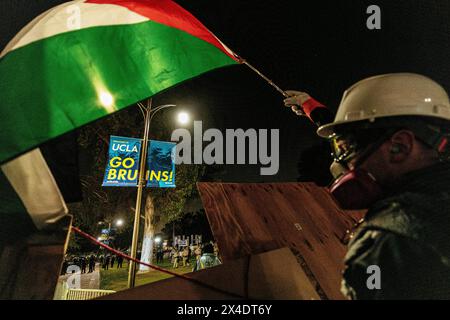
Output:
[
  {"xmin": 155, "ymin": 237, "xmax": 162, "ymax": 244},
  {"xmin": 115, "ymin": 219, "xmax": 124, "ymax": 227},
  {"xmin": 177, "ymin": 112, "xmax": 189, "ymax": 125}
]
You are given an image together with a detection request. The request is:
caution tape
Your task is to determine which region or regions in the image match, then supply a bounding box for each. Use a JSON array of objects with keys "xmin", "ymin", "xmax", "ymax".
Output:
[{"xmin": 70, "ymin": 226, "xmax": 245, "ymax": 299}]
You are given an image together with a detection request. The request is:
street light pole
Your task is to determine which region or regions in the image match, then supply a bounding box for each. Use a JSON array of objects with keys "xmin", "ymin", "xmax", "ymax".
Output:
[
  {"xmin": 127, "ymin": 99, "xmax": 152, "ymax": 289},
  {"xmin": 127, "ymin": 99, "xmax": 178, "ymax": 288}
]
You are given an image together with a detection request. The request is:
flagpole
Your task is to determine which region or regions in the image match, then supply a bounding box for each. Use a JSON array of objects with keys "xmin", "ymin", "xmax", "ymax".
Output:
[
  {"xmin": 128, "ymin": 98, "xmax": 152, "ymax": 288},
  {"xmin": 240, "ymin": 59, "xmax": 289, "ymax": 98}
]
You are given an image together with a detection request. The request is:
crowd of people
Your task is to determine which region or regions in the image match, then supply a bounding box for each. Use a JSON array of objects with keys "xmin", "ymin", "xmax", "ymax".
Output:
[
  {"xmin": 168, "ymin": 241, "xmax": 221, "ymax": 272},
  {"xmin": 61, "ymin": 253, "xmax": 125, "ymax": 274},
  {"xmin": 98, "ymin": 253, "xmax": 125, "ymax": 270},
  {"xmin": 61, "ymin": 241, "xmax": 221, "ymax": 275}
]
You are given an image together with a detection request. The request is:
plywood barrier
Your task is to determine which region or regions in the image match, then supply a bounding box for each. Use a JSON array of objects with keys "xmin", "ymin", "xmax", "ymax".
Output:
[{"xmin": 198, "ymin": 182, "xmax": 365, "ymax": 300}]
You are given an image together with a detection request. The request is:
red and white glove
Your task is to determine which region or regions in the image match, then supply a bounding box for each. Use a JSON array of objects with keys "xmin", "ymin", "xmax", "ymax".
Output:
[
  {"xmin": 283, "ymin": 90, "xmax": 311, "ymax": 116},
  {"xmin": 283, "ymin": 90, "xmax": 327, "ymax": 120}
]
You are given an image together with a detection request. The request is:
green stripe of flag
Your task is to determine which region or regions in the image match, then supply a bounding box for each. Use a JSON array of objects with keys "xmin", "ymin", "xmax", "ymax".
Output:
[{"xmin": 0, "ymin": 20, "xmax": 238, "ymax": 164}]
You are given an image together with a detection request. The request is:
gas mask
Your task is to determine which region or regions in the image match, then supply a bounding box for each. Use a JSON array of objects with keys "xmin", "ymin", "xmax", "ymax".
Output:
[{"xmin": 327, "ymin": 130, "xmax": 390, "ymax": 210}]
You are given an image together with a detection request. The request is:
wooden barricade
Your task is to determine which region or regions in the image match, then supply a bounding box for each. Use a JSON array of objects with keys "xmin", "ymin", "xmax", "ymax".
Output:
[{"xmin": 197, "ymin": 182, "xmax": 364, "ymax": 300}]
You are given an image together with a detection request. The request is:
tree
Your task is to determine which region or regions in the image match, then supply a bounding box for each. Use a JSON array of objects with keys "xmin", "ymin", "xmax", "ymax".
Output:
[
  {"xmin": 68, "ymin": 102, "xmax": 205, "ymax": 266},
  {"xmin": 140, "ymin": 163, "xmax": 205, "ymax": 271}
]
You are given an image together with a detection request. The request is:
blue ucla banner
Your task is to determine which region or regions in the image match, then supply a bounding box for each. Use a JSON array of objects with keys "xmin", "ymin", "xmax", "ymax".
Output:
[
  {"xmin": 102, "ymin": 136, "xmax": 142, "ymax": 187},
  {"xmin": 146, "ymin": 140, "xmax": 176, "ymax": 188}
]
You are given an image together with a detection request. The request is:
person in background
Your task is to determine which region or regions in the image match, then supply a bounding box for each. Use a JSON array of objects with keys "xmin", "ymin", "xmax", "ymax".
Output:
[
  {"xmin": 73, "ymin": 256, "xmax": 79, "ymax": 269},
  {"xmin": 110, "ymin": 255, "xmax": 115, "ymax": 268},
  {"xmin": 104, "ymin": 254, "xmax": 110, "ymax": 270},
  {"xmin": 187, "ymin": 245, "xmax": 192, "ymax": 263},
  {"xmin": 181, "ymin": 246, "xmax": 190, "ymax": 267},
  {"xmin": 194, "ymin": 245, "xmax": 202, "ymax": 263},
  {"xmin": 213, "ymin": 242, "xmax": 220, "ymax": 259},
  {"xmin": 88, "ymin": 254, "xmax": 96, "ymax": 273},
  {"xmin": 116, "ymin": 255, "xmax": 124, "ymax": 268},
  {"xmin": 172, "ymin": 247, "xmax": 179, "ymax": 269},
  {"xmin": 156, "ymin": 246, "xmax": 164, "ymax": 264},
  {"xmin": 193, "ymin": 243, "xmax": 221, "ymax": 272},
  {"xmin": 80, "ymin": 256, "xmax": 87, "ymax": 274}
]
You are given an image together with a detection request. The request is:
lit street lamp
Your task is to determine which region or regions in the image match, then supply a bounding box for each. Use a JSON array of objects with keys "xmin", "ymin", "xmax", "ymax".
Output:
[
  {"xmin": 177, "ymin": 112, "xmax": 190, "ymax": 125},
  {"xmin": 99, "ymin": 218, "xmax": 125, "ymax": 230},
  {"xmin": 128, "ymin": 99, "xmax": 190, "ymax": 289},
  {"xmin": 96, "ymin": 218, "xmax": 125, "ymax": 246}
]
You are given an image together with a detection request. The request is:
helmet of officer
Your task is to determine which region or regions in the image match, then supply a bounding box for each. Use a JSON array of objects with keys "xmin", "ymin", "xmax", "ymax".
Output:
[{"xmin": 317, "ymin": 73, "xmax": 450, "ymax": 138}]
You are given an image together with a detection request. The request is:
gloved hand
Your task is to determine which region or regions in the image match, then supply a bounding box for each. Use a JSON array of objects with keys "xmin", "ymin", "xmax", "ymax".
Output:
[{"xmin": 283, "ymin": 90, "xmax": 312, "ymax": 116}]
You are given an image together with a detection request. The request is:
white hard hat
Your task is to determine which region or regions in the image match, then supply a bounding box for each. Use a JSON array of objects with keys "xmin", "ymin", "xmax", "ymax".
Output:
[{"xmin": 317, "ymin": 73, "xmax": 450, "ymax": 138}]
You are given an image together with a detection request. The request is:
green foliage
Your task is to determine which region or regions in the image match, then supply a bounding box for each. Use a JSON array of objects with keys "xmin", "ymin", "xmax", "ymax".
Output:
[
  {"xmin": 69, "ymin": 103, "xmax": 205, "ymax": 250},
  {"xmin": 150, "ymin": 163, "xmax": 206, "ymax": 223}
]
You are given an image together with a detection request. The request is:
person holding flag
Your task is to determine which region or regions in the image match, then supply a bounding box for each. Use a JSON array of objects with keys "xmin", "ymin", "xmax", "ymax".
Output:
[{"xmin": 285, "ymin": 73, "xmax": 450, "ymax": 299}]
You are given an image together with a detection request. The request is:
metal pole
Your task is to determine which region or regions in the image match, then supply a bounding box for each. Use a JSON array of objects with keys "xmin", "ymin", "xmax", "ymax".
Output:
[
  {"xmin": 127, "ymin": 99, "xmax": 152, "ymax": 288},
  {"xmin": 242, "ymin": 60, "xmax": 289, "ymax": 98}
]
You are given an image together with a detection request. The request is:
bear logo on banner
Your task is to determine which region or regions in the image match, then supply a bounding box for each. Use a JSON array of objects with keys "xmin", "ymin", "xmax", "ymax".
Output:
[{"xmin": 146, "ymin": 140, "xmax": 176, "ymax": 188}]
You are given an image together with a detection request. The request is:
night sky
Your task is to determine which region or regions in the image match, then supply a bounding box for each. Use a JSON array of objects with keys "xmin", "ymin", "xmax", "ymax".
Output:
[{"xmin": 2, "ymin": 0, "xmax": 450, "ymax": 184}]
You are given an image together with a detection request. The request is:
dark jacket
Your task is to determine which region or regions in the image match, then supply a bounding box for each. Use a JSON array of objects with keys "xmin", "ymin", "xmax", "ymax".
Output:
[{"xmin": 342, "ymin": 162, "xmax": 450, "ymax": 299}]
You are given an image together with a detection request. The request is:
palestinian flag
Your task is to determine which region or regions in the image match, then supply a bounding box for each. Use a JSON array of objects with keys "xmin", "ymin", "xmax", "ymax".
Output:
[{"xmin": 0, "ymin": 0, "xmax": 240, "ymax": 238}]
